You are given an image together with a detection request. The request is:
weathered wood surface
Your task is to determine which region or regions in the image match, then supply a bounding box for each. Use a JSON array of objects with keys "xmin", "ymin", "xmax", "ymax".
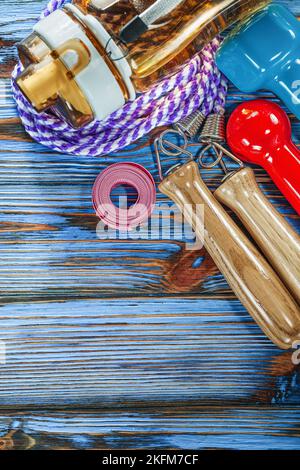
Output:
[
  {"xmin": 0, "ymin": 0, "xmax": 299, "ymax": 450},
  {"xmin": 1, "ymin": 407, "xmax": 300, "ymax": 450},
  {"xmin": 0, "ymin": 297, "xmax": 300, "ymax": 407}
]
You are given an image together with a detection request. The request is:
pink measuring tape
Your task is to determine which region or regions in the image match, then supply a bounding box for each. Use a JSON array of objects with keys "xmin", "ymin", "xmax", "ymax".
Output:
[{"xmin": 92, "ymin": 163, "xmax": 156, "ymax": 231}]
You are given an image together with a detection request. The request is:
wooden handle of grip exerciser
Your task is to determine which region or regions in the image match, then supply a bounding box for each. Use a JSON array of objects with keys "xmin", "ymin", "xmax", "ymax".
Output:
[
  {"xmin": 214, "ymin": 167, "xmax": 300, "ymax": 305},
  {"xmin": 159, "ymin": 161, "xmax": 300, "ymax": 350}
]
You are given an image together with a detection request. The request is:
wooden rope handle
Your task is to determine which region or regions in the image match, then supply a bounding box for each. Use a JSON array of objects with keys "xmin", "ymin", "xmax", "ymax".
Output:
[
  {"xmin": 214, "ymin": 167, "xmax": 300, "ymax": 305},
  {"xmin": 159, "ymin": 161, "xmax": 300, "ymax": 349}
]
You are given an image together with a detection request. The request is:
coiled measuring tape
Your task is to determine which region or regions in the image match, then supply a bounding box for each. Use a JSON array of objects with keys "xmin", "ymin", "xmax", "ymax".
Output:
[{"xmin": 92, "ymin": 162, "xmax": 156, "ymax": 231}]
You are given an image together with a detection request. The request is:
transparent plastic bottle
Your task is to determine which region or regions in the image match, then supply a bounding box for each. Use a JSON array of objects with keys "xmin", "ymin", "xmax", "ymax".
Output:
[{"xmin": 16, "ymin": 0, "xmax": 271, "ymax": 128}]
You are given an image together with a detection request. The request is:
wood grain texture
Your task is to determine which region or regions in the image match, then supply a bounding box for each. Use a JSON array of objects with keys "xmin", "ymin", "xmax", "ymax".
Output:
[
  {"xmin": 0, "ymin": 297, "xmax": 300, "ymax": 407},
  {"xmin": 215, "ymin": 167, "xmax": 300, "ymax": 304},
  {"xmin": 0, "ymin": 0, "xmax": 299, "ymax": 450},
  {"xmin": 0, "ymin": 407, "xmax": 300, "ymax": 450}
]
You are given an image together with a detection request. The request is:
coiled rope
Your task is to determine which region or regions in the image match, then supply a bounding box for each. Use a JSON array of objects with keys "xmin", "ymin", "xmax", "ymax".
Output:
[{"xmin": 11, "ymin": 0, "xmax": 227, "ymax": 157}]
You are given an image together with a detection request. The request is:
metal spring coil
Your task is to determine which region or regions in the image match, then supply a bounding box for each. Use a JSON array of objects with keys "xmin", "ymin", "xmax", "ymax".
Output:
[
  {"xmin": 200, "ymin": 113, "xmax": 226, "ymax": 143},
  {"xmin": 174, "ymin": 110, "xmax": 206, "ymax": 138}
]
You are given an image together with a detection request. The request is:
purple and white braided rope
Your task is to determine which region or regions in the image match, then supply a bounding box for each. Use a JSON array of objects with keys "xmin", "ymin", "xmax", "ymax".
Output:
[{"xmin": 11, "ymin": 0, "xmax": 228, "ymax": 157}]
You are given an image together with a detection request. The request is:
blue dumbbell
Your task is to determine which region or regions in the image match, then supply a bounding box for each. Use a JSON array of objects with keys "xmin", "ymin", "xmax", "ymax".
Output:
[{"xmin": 216, "ymin": 3, "xmax": 300, "ymax": 119}]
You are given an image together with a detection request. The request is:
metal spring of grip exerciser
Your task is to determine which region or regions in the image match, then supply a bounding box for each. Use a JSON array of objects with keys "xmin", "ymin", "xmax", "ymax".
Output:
[
  {"xmin": 173, "ymin": 110, "xmax": 206, "ymax": 138},
  {"xmin": 200, "ymin": 113, "xmax": 226, "ymax": 143},
  {"xmin": 154, "ymin": 112, "xmax": 243, "ymax": 181},
  {"xmin": 154, "ymin": 129, "xmax": 193, "ymax": 181},
  {"xmin": 198, "ymin": 113, "xmax": 243, "ymax": 175}
]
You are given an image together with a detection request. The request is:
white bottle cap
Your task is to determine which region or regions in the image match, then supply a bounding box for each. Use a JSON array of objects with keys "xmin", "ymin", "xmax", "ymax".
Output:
[{"xmin": 33, "ymin": 6, "xmax": 136, "ymax": 121}]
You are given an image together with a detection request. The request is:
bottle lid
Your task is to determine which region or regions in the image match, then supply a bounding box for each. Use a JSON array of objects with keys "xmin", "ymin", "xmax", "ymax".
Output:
[{"xmin": 18, "ymin": 5, "xmax": 136, "ymax": 122}]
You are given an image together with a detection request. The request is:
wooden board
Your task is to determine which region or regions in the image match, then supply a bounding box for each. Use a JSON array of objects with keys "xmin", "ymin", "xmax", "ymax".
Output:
[
  {"xmin": 0, "ymin": 0, "xmax": 299, "ymax": 450},
  {"xmin": 1, "ymin": 408, "xmax": 300, "ymax": 450}
]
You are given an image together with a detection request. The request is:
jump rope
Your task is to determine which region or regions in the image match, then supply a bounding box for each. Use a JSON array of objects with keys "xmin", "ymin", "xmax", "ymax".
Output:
[{"xmin": 11, "ymin": 0, "xmax": 228, "ymax": 158}]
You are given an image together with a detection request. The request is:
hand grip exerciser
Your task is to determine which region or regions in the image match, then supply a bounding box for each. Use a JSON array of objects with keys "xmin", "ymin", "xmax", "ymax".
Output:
[
  {"xmin": 157, "ymin": 157, "xmax": 300, "ymax": 350},
  {"xmin": 226, "ymin": 99, "xmax": 300, "ymax": 215},
  {"xmin": 214, "ymin": 167, "xmax": 300, "ymax": 305}
]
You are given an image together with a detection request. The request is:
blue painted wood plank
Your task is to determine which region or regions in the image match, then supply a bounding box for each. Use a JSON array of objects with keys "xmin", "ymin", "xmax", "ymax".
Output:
[
  {"xmin": 0, "ymin": 297, "xmax": 298, "ymax": 407},
  {"xmin": 0, "ymin": 407, "xmax": 300, "ymax": 450},
  {"xmin": 0, "ymin": 0, "xmax": 299, "ymax": 451}
]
